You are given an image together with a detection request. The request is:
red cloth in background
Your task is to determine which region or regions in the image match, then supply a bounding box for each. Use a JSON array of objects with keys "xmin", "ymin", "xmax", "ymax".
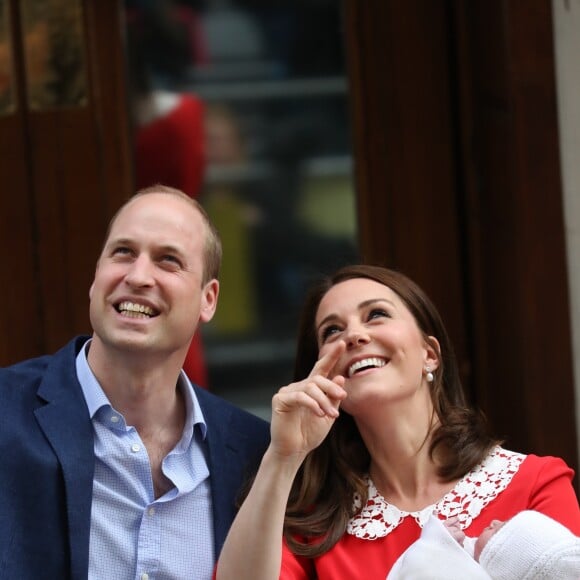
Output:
[
  {"xmin": 135, "ymin": 94, "xmax": 205, "ymax": 199},
  {"xmin": 135, "ymin": 93, "xmax": 209, "ymax": 388},
  {"xmin": 183, "ymin": 332, "xmax": 208, "ymax": 389}
]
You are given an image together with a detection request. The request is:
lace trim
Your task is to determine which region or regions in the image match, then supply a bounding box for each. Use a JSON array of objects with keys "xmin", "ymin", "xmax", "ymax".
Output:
[{"xmin": 347, "ymin": 446, "xmax": 525, "ymax": 540}]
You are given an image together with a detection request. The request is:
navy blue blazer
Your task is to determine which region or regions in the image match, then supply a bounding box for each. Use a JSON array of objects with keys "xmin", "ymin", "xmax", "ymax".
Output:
[{"xmin": 0, "ymin": 336, "xmax": 270, "ymax": 579}]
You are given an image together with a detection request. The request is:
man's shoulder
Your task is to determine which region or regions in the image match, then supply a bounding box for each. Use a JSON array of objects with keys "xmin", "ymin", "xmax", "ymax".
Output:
[
  {"xmin": 194, "ymin": 386, "xmax": 270, "ymax": 450},
  {"xmin": 1, "ymin": 351, "xmax": 53, "ymax": 386},
  {"xmin": 194, "ymin": 386, "xmax": 269, "ymax": 426},
  {"xmin": 0, "ymin": 336, "xmax": 87, "ymax": 385}
]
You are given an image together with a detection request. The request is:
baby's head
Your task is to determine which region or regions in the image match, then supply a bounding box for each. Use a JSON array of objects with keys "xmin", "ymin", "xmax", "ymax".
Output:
[{"xmin": 477, "ymin": 510, "xmax": 578, "ymax": 580}]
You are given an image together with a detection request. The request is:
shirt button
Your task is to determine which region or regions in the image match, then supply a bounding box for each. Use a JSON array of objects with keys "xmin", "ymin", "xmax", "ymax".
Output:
[
  {"xmin": 148, "ymin": 507, "xmax": 156, "ymax": 516},
  {"xmin": 110, "ymin": 415, "xmax": 119, "ymax": 423},
  {"xmin": 131, "ymin": 444, "xmax": 141, "ymax": 453},
  {"xmin": 141, "ymin": 574, "xmax": 149, "ymax": 580}
]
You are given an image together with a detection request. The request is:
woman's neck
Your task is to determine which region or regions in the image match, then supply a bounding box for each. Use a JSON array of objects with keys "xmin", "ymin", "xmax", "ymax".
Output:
[{"xmin": 357, "ymin": 411, "xmax": 455, "ymax": 511}]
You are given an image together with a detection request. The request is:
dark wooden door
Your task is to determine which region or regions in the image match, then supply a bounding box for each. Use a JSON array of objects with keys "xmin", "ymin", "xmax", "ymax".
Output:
[
  {"xmin": 344, "ymin": 0, "xmax": 578, "ymax": 482},
  {"xmin": 0, "ymin": 0, "xmax": 132, "ymax": 365}
]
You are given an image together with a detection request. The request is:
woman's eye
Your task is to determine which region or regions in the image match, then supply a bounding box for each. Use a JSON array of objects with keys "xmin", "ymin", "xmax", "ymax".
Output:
[
  {"xmin": 320, "ymin": 325, "xmax": 341, "ymax": 342},
  {"xmin": 368, "ymin": 308, "xmax": 389, "ymax": 320}
]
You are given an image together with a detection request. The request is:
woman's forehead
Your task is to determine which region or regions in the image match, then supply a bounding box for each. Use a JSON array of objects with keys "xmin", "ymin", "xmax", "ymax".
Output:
[{"xmin": 316, "ymin": 278, "xmax": 403, "ymax": 317}]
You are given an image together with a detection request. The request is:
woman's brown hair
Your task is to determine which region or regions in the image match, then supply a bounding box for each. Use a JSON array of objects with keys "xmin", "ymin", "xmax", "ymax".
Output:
[{"xmin": 284, "ymin": 265, "xmax": 499, "ymax": 557}]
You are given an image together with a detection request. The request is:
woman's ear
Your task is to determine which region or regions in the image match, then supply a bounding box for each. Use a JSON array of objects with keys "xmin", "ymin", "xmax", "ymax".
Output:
[{"xmin": 424, "ymin": 336, "xmax": 441, "ymax": 370}]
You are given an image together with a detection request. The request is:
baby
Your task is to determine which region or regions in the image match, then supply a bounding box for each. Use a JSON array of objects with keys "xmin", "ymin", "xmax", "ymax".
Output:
[{"xmin": 387, "ymin": 510, "xmax": 580, "ymax": 580}]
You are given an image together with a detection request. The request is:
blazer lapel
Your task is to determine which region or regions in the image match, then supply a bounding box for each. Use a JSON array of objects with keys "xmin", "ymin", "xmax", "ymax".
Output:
[
  {"xmin": 198, "ymin": 389, "xmax": 265, "ymax": 560},
  {"xmin": 34, "ymin": 338, "xmax": 95, "ymax": 580},
  {"xmin": 200, "ymin": 398, "xmax": 239, "ymax": 556}
]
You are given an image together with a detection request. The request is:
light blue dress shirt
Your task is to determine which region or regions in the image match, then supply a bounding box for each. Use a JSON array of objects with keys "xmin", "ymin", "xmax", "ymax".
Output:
[{"xmin": 76, "ymin": 340, "xmax": 215, "ymax": 580}]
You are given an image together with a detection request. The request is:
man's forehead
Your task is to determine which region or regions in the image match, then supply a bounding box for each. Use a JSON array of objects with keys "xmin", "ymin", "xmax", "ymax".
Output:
[
  {"xmin": 105, "ymin": 233, "xmax": 185, "ymax": 251},
  {"xmin": 105, "ymin": 207, "xmax": 203, "ymax": 250},
  {"xmin": 112, "ymin": 195, "xmax": 202, "ymax": 230},
  {"xmin": 121, "ymin": 192, "xmax": 198, "ymax": 216}
]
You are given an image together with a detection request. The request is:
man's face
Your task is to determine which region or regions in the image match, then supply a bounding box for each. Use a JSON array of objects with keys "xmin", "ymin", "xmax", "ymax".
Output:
[{"xmin": 89, "ymin": 193, "xmax": 218, "ymax": 359}]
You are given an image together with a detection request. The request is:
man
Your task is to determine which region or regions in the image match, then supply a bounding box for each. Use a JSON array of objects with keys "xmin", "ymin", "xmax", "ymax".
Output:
[{"xmin": 0, "ymin": 185, "xmax": 270, "ymax": 579}]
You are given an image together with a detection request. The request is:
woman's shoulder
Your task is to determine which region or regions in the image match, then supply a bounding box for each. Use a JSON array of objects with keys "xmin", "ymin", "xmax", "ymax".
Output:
[
  {"xmin": 514, "ymin": 451, "xmax": 577, "ymax": 500},
  {"xmin": 519, "ymin": 451, "xmax": 575, "ymax": 476},
  {"xmin": 434, "ymin": 447, "xmax": 526, "ymax": 523},
  {"xmin": 466, "ymin": 446, "xmax": 575, "ymax": 502},
  {"xmin": 465, "ymin": 444, "xmax": 575, "ymax": 482},
  {"xmin": 494, "ymin": 449, "xmax": 580, "ymax": 534}
]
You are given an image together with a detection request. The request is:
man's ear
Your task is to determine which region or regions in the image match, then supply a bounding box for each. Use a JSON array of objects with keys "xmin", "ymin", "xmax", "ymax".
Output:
[
  {"xmin": 199, "ymin": 279, "xmax": 219, "ymax": 323},
  {"xmin": 89, "ymin": 260, "xmax": 99, "ymax": 300}
]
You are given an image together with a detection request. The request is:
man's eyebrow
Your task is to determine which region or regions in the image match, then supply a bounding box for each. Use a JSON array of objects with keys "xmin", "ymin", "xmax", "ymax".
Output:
[
  {"xmin": 156, "ymin": 243, "xmax": 185, "ymax": 255},
  {"xmin": 104, "ymin": 236, "xmax": 131, "ymax": 249},
  {"xmin": 106, "ymin": 238, "xmax": 184, "ymax": 253}
]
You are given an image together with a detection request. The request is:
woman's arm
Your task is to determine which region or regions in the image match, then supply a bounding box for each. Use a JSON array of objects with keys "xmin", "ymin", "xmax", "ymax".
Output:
[{"xmin": 216, "ymin": 342, "xmax": 347, "ymax": 580}]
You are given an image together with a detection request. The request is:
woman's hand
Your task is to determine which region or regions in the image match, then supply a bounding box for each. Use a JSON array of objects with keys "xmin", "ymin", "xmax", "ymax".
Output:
[
  {"xmin": 270, "ymin": 340, "xmax": 347, "ymax": 459},
  {"xmin": 217, "ymin": 342, "xmax": 346, "ymax": 580}
]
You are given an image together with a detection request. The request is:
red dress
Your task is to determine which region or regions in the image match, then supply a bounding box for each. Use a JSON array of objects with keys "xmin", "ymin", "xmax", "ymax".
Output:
[{"xmin": 280, "ymin": 447, "xmax": 580, "ymax": 579}]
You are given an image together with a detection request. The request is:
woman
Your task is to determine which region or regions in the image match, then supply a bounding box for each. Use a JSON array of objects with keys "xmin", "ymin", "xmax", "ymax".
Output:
[{"xmin": 216, "ymin": 265, "xmax": 580, "ymax": 579}]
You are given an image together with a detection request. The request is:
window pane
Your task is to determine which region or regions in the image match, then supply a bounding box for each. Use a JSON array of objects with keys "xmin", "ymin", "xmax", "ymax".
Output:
[{"xmin": 123, "ymin": 0, "xmax": 358, "ymax": 418}]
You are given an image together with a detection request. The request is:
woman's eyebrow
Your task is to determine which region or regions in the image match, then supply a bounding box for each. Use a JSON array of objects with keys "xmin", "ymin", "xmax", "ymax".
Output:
[
  {"xmin": 316, "ymin": 298, "xmax": 396, "ymax": 331},
  {"xmin": 358, "ymin": 298, "xmax": 396, "ymax": 309}
]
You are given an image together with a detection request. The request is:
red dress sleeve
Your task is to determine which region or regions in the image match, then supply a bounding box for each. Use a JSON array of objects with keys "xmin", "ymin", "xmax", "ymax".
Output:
[{"xmin": 522, "ymin": 454, "xmax": 580, "ymax": 534}]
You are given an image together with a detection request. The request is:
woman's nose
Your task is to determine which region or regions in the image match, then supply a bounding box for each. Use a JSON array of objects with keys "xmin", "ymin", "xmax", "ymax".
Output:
[{"xmin": 345, "ymin": 327, "xmax": 370, "ymax": 347}]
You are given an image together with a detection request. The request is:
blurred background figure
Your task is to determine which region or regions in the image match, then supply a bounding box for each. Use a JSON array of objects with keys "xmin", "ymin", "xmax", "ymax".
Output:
[{"xmin": 123, "ymin": 0, "xmax": 358, "ymax": 409}]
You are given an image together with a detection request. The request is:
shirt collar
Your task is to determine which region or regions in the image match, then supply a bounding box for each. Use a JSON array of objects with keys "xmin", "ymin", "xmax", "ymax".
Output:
[{"xmin": 75, "ymin": 338, "xmax": 207, "ymax": 440}]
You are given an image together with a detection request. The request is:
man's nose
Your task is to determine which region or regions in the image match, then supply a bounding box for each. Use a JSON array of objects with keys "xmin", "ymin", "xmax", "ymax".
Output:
[{"xmin": 124, "ymin": 254, "xmax": 155, "ymax": 287}]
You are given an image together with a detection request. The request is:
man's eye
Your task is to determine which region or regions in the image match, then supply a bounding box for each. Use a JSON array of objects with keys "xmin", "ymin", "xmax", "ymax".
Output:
[
  {"xmin": 112, "ymin": 247, "xmax": 132, "ymax": 257},
  {"xmin": 161, "ymin": 255, "xmax": 181, "ymax": 267}
]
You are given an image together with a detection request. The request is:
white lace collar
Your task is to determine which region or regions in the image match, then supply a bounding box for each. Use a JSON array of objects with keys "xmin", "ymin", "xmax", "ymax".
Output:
[{"xmin": 347, "ymin": 446, "xmax": 525, "ymax": 540}]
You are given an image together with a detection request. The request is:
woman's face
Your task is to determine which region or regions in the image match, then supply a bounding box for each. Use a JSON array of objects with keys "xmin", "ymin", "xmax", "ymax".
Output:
[{"xmin": 315, "ymin": 278, "xmax": 438, "ymax": 414}]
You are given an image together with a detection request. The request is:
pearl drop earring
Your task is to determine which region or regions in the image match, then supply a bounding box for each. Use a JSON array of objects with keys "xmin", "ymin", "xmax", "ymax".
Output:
[{"xmin": 425, "ymin": 367, "xmax": 434, "ymax": 383}]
